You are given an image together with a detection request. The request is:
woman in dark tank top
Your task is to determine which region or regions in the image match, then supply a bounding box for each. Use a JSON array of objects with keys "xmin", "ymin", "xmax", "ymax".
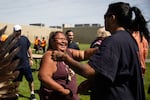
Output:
[
  {"xmin": 38, "ymin": 31, "xmax": 79, "ymax": 100},
  {"xmin": 38, "ymin": 31, "xmax": 97, "ymax": 100}
]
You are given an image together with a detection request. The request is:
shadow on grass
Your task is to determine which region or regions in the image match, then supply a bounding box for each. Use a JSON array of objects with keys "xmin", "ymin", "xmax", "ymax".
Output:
[
  {"xmin": 31, "ymin": 68, "xmax": 39, "ymax": 72},
  {"xmin": 19, "ymin": 93, "xmax": 30, "ymax": 99},
  {"xmin": 35, "ymin": 89, "xmax": 39, "ymax": 94},
  {"xmin": 19, "ymin": 90, "xmax": 40, "ymax": 99}
]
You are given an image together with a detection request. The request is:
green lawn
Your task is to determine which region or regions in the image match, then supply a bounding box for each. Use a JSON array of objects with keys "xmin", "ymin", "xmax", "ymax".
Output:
[{"xmin": 18, "ymin": 44, "xmax": 150, "ymax": 100}]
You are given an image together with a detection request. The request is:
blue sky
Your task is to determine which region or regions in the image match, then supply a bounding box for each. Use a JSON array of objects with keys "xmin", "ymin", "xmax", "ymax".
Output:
[{"xmin": 0, "ymin": 0, "xmax": 149, "ymax": 27}]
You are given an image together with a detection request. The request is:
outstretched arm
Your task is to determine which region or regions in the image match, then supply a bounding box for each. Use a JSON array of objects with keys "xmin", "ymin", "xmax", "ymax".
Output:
[
  {"xmin": 52, "ymin": 50, "xmax": 96, "ymax": 79},
  {"xmin": 70, "ymin": 48, "xmax": 98, "ymax": 61}
]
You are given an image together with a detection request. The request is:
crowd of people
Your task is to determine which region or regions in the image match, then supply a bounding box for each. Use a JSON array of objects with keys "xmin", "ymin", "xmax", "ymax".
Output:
[{"xmin": 0, "ymin": 1, "xmax": 150, "ymax": 100}]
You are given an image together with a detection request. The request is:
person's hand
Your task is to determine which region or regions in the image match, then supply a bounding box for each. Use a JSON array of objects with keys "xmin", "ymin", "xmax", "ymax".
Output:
[
  {"xmin": 61, "ymin": 88, "xmax": 72, "ymax": 96},
  {"xmin": 77, "ymin": 80, "xmax": 91, "ymax": 95},
  {"xmin": 29, "ymin": 59, "xmax": 33, "ymax": 66},
  {"xmin": 51, "ymin": 50, "xmax": 66, "ymax": 61}
]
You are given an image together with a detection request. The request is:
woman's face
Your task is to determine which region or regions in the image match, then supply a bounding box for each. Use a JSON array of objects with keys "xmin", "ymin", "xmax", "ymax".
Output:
[{"xmin": 53, "ymin": 32, "xmax": 68, "ymax": 52}]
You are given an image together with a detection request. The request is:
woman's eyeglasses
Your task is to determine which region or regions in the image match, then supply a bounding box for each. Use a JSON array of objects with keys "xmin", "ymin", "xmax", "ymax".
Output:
[{"xmin": 54, "ymin": 38, "xmax": 67, "ymax": 41}]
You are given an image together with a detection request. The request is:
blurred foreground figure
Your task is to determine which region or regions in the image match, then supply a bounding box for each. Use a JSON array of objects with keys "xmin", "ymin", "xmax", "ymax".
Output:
[{"xmin": 0, "ymin": 25, "xmax": 20, "ymax": 100}]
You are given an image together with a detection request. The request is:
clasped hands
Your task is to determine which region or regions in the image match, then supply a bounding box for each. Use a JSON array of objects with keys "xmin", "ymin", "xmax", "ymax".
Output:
[
  {"xmin": 52, "ymin": 50, "xmax": 92, "ymax": 95},
  {"xmin": 51, "ymin": 50, "xmax": 66, "ymax": 61}
]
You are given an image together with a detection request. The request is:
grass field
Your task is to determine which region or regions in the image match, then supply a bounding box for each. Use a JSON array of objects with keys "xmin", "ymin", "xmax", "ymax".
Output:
[{"xmin": 18, "ymin": 44, "xmax": 150, "ymax": 100}]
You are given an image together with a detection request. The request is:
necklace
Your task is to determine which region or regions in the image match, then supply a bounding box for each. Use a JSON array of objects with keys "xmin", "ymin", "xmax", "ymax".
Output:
[{"xmin": 62, "ymin": 62, "xmax": 75, "ymax": 81}]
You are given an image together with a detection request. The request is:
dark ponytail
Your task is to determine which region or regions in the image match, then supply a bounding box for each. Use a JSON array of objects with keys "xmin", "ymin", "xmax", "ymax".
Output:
[{"xmin": 131, "ymin": 7, "xmax": 150, "ymax": 42}]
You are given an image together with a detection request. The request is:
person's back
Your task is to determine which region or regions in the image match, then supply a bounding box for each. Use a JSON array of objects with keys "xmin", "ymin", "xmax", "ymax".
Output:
[
  {"xmin": 88, "ymin": 2, "xmax": 148, "ymax": 100},
  {"xmin": 89, "ymin": 30, "xmax": 144, "ymax": 100}
]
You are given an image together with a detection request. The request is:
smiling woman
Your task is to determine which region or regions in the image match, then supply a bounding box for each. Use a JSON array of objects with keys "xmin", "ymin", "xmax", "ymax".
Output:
[
  {"xmin": 47, "ymin": 31, "xmax": 68, "ymax": 51},
  {"xmin": 38, "ymin": 31, "xmax": 79, "ymax": 100}
]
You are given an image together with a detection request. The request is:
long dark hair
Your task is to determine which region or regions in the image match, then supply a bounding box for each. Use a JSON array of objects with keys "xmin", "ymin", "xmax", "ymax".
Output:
[
  {"xmin": 106, "ymin": 2, "xmax": 132, "ymax": 30},
  {"xmin": 131, "ymin": 7, "xmax": 150, "ymax": 42}
]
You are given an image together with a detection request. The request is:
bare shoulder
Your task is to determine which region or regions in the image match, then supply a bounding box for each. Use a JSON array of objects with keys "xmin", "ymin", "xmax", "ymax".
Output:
[
  {"xmin": 42, "ymin": 50, "xmax": 54, "ymax": 60},
  {"xmin": 40, "ymin": 50, "xmax": 57, "ymax": 73},
  {"xmin": 41, "ymin": 50, "xmax": 57, "ymax": 65}
]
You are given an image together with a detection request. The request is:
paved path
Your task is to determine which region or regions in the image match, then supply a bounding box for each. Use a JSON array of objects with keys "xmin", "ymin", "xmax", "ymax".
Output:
[
  {"xmin": 146, "ymin": 59, "xmax": 150, "ymax": 63},
  {"xmin": 32, "ymin": 54, "xmax": 43, "ymax": 69},
  {"xmin": 32, "ymin": 54, "xmax": 43, "ymax": 59}
]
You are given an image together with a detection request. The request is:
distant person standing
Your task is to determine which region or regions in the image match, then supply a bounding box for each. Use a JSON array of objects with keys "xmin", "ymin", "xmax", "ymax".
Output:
[
  {"xmin": 90, "ymin": 27, "xmax": 111, "ymax": 48},
  {"xmin": 12, "ymin": 25, "xmax": 36, "ymax": 100},
  {"xmin": 65, "ymin": 30, "xmax": 80, "ymax": 50},
  {"xmin": 34, "ymin": 36, "xmax": 41, "ymax": 53},
  {"xmin": 41, "ymin": 37, "xmax": 46, "ymax": 53}
]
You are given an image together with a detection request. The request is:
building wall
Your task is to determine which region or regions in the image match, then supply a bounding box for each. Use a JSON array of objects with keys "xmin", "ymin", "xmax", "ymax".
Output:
[
  {"xmin": 63, "ymin": 26, "xmax": 101, "ymax": 44},
  {"xmin": 0, "ymin": 22, "xmax": 102, "ymax": 44},
  {"xmin": 0, "ymin": 22, "xmax": 62, "ymax": 43}
]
